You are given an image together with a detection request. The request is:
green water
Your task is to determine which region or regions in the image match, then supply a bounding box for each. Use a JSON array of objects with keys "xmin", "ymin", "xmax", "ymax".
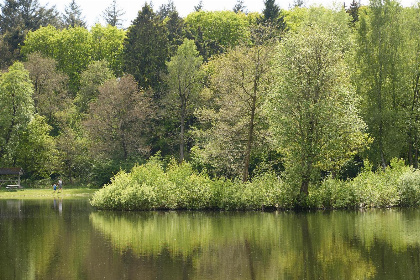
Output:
[{"xmin": 0, "ymin": 199, "xmax": 419, "ymax": 279}]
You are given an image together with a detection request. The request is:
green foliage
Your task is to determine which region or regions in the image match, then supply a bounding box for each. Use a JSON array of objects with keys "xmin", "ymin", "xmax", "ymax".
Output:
[
  {"xmin": 84, "ymin": 74, "xmax": 154, "ymax": 161},
  {"xmin": 185, "ymin": 10, "xmax": 251, "ymax": 60},
  {"xmin": 102, "ymin": 0, "xmax": 125, "ymax": 28},
  {"xmin": 268, "ymin": 23, "xmax": 369, "ymax": 197},
  {"xmin": 16, "ymin": 115, "xmax": 57, "ymax": 179},
  {"xmin": 355, "ymin": 0, "xmax": 408, "ymax": 168},
  {"xmin": 261, "ymin": 0, "xmax": 286, "ymax": 32},
  {"xmin": 0, "ymin": 62, "xmax": 34, "ymax": 164},
  {"xmin": 123, "ymin": 4, "xmax": 169, "ymax": 91},
  {"xmin": 22, "ymin": 25, "xmax": 125, "ymax": 94},
  {"xmin": 284, "ymin": 6, "xmax": 352, "ymax": 37},
  {"xmin": 23, "ymin": 52, "xmax": 70, "ymax": 131},
  {"xmin": 398, "ymin": 170, "xmax": 420, "ymax": 207},
  {"xmin": 0, "ymin": 0, "xmax": 61, "ymax": 66},
  {"xmin": 163, "ymin": 10, "xmax": 185, "ymax": 57},
  {"xmin": 90, "ymin": 24, "xmax": 126, "ymax": 76},
  {"xmin": 62, "ymin": 0, "xmax": 86, "ymax": 28},
  {"xmin": 74, "ymin": 60, "xmax": 115, "ymax": 114},
  {"xmin": 194, "ymin": 42, "xmax": 274, "ymax": 181},
  {"xmin": 91, "ymin": 156, "xmax": 288, "ymax": 211},
  {"xmin": 312, "ymin": 158, "xmax": 420, "ymax": 209},
  {"xmin": 92, "ymin": 156, "xmax": 420, "ymax": 211},
  {"xmin": 164, "ymin": 38, "xmax": 203, "ymax": 162}
]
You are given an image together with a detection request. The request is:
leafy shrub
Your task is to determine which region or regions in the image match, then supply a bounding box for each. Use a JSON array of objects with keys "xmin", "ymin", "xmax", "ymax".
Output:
[
  {"xmin": 91, "ymin": 157, "xmax": 420, "ymax": 211},
  {"xmin": 91, "ymin": 156, "xmax": 291, "ymax": 211},
  {"xmin": 398, "ymin": 170, "xmax": 420, "ymax": 207},
  {"xmin": 312, "ymin": 159, "xmax": 411, "ymax": 209}
]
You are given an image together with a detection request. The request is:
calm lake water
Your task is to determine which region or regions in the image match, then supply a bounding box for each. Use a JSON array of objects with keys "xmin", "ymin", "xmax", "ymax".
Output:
[{"xmin": 0, "ymin": 199, "xmax": 419, "ymax": 279}]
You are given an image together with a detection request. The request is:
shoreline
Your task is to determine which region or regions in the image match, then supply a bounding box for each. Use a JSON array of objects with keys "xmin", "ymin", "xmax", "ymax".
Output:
[{"xmin": 0, "ymin": 188, "xmax": 97, "ymax": 199}]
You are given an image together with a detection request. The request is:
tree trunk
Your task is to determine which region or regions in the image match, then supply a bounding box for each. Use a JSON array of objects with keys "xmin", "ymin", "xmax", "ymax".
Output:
[
  {"xmin": 410, "ymin": 72, "xmax": 420, "ymax": 168},
  {"xmin": 180, "ymin": 99, "xmax": 186, "ymax": 163},
  {"xmin": 243, "ymin": 53, "xmax": 261, "ymax": 182},
  {"xmin": 243, "ymin": 94, "xmax": 256, "ymax": 182},
  {"xmin": 300, "ymin": 179, "xmax": 309, "ymax": 196}
]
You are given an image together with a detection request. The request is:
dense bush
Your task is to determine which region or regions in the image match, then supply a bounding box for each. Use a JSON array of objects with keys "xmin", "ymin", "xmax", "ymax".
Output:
[
  {"xmin": 312, "ymin": 159, "xmax": 420, "ymax": 209},
  {"xmin": 91, "ymin": 156, "xmax": 289, "ymax": 210},
  {"xmin": 91, "ymin": 157, "xmax": 420, "ymax": 211}
]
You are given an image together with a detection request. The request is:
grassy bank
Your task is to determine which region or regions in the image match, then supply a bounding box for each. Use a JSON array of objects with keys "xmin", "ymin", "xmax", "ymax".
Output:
[
  {"xmin": 0, "ymin": 188, "xmax": 96, "ymax": 199},
  {"xmin": 90, "ymin": 157, "xmax": 420, "ymax": 211}
]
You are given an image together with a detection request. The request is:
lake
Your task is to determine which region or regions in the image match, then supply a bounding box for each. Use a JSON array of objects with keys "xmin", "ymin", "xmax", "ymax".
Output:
[{"xmin": 0, "ymin": 198, "xmax": 419, "ymax": 279}]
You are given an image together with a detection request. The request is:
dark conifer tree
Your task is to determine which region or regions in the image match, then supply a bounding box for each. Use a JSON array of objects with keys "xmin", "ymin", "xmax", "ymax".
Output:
[
  {"xmin": 261, "ymin": 0, "xmax": 286, "ymax": 33},
  {"xmin": 166, "ymin": 11, "xmax": 185, "ymax": 56},
  {"xmin": 262, "ymin": 0, "xmax": 279, "ymax": 21},
  {"xmin": 123, "ymin": 4, "xmax": 169, "ymax": 94},
  {"xmin": 102, "ymin": 0, "xmax": 125, "ymax": 27},
  {"xmin": 347, "ymin": 0, "xmax": 361, "ymax": 25},
  {"xmin": 157, "ymin": 0, "xmax": 176, "ymax": 19},
  {"xmin": 157, "ymin": 2, "xmax": 184, "ymax": 57},
  {"xmin": 62, "ymin": 0, "xmax": 86, "ymax": 28},
  {"xmin": 194, "ymin": 0, "xmax": 203, "ymax": 12},
  {"xmin": 293, "ymin": 0, "xmax": 304, "ymax": 7},
  {"xmin": 0, "ymin": 0, "xmax": 60, "ymax": 66},
  {"xmin": 233, "ymin": 0, "xmax": 246, "ymax": 13}
]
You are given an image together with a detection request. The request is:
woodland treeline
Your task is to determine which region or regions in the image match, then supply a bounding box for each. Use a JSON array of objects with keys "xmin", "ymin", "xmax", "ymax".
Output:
[{"xmin": 1, "ymin": 0, "xmax": 419, "ymax": 195}]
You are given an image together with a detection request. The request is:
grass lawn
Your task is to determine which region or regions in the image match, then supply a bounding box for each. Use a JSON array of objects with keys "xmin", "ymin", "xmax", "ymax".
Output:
[{"xmin": 0, "ymin": 188, "xmax": 97, "ymax": 199}]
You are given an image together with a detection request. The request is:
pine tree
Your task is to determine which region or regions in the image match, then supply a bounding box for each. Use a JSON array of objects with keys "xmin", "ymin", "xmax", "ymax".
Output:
[
  {"xmin": 194, "ymin": 0, "xmax": 203, "ymax": 12},
  {"xmin": 233, "ymin": 0, "xmax": 246, "ymax": 13},
  {"xmin": 0, "ymin": 0, "xmax": 60, "ymax": 66},
  {"xmin": 123, "ymin": 4, "xmax": 169, "ymax": 93},
  {"xmin": 157, "ymin": 0, "xmax": 176, "ymax": 19},
  {"xmin": 63, "ymin": 0, "xmax": 86, "ymax": 28},
  {"xmin": 347, "ymin": 0, "xmax": 360, "ymax": 25},
  {"xmin": 262, "ymin": 0, "xmax": 279, "ymax": 22},
  {"xmin": 293, "ymin": 0, "xmax": 304, "ymax": 8},
  {"xmin": 261, "ymin": 0, "xmax": 286, "ymax": 32},
  {"xmin": 166, "ymin": 11, "xmax": 185, "ymax": 56},
  {"xmin": 102, "ymin": 0, "xmax": 125, "ymax": 27}
]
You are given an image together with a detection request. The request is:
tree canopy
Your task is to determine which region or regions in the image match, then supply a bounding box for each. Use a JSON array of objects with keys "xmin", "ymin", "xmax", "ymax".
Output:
[{"xmin": 1, "ymin": 0, "xmax": 420, "ymax": 195}]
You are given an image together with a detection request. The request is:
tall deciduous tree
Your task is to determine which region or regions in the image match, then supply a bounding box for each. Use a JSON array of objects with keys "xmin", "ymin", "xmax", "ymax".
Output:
[
  {"xmin": 355, "ymin": 0, "xmax": 406, "ymax": 168},
  {"xmin": 23, "ymin": 25, "xmax": 125, "ymax": 94},
  {"xmin": 185, "ymin": 11, "xmax": 251, "ymax": 61},
  {"xmin": 24, "ymin": 52, "xmax": 69, "ymax": 130},
  {"xmin": 164, "ymin": 39, "xmax": 203, "ymax": 162},
  {"xmin": 74, "ymin": 60, "xmax": 115, "ymax": 114},
  {"xmin": 194, "ymin": 39, "xmax": 274, "ymax": 181},
  {"xmin": 402, "ymin": 6, "xmax": 420, "ymax": 168},
  {"xmin": 0, "ymin": 62, "xmax": 34, "ymax": 165},
  {"xmin": 85, "ymin": 75, "xmax": 155, "ymax": 160},
  {"xmin": 22, "ymin": 26, "xmax": 92, "ymax": 94},
  {"xmin": 269, "ymin": 25, "xmax": 369, "ymax": 199},
  {"xmin": 55, "ymin": 125, "xmax": 90, "ymax": 183},
  {"xmin": 16, "ymin": 115, "xmax": 57, "ymax": 178},
  {"xmin": 123, "ymin": 4, "xmax": 169, "ymax": 93},
  {"xmin": 90, "ymin": 24, "xmax": 126, "ymax": 76}
]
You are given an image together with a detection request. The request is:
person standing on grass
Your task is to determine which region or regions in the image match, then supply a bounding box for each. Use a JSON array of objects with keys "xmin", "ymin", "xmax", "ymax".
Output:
[
  {"xmin": 53, "ymin": 183, "xmax": 57, "ymax": 193},
  {"xmin": 58, "ymin": 179, "xmax": 62, "ymax": 192}
]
